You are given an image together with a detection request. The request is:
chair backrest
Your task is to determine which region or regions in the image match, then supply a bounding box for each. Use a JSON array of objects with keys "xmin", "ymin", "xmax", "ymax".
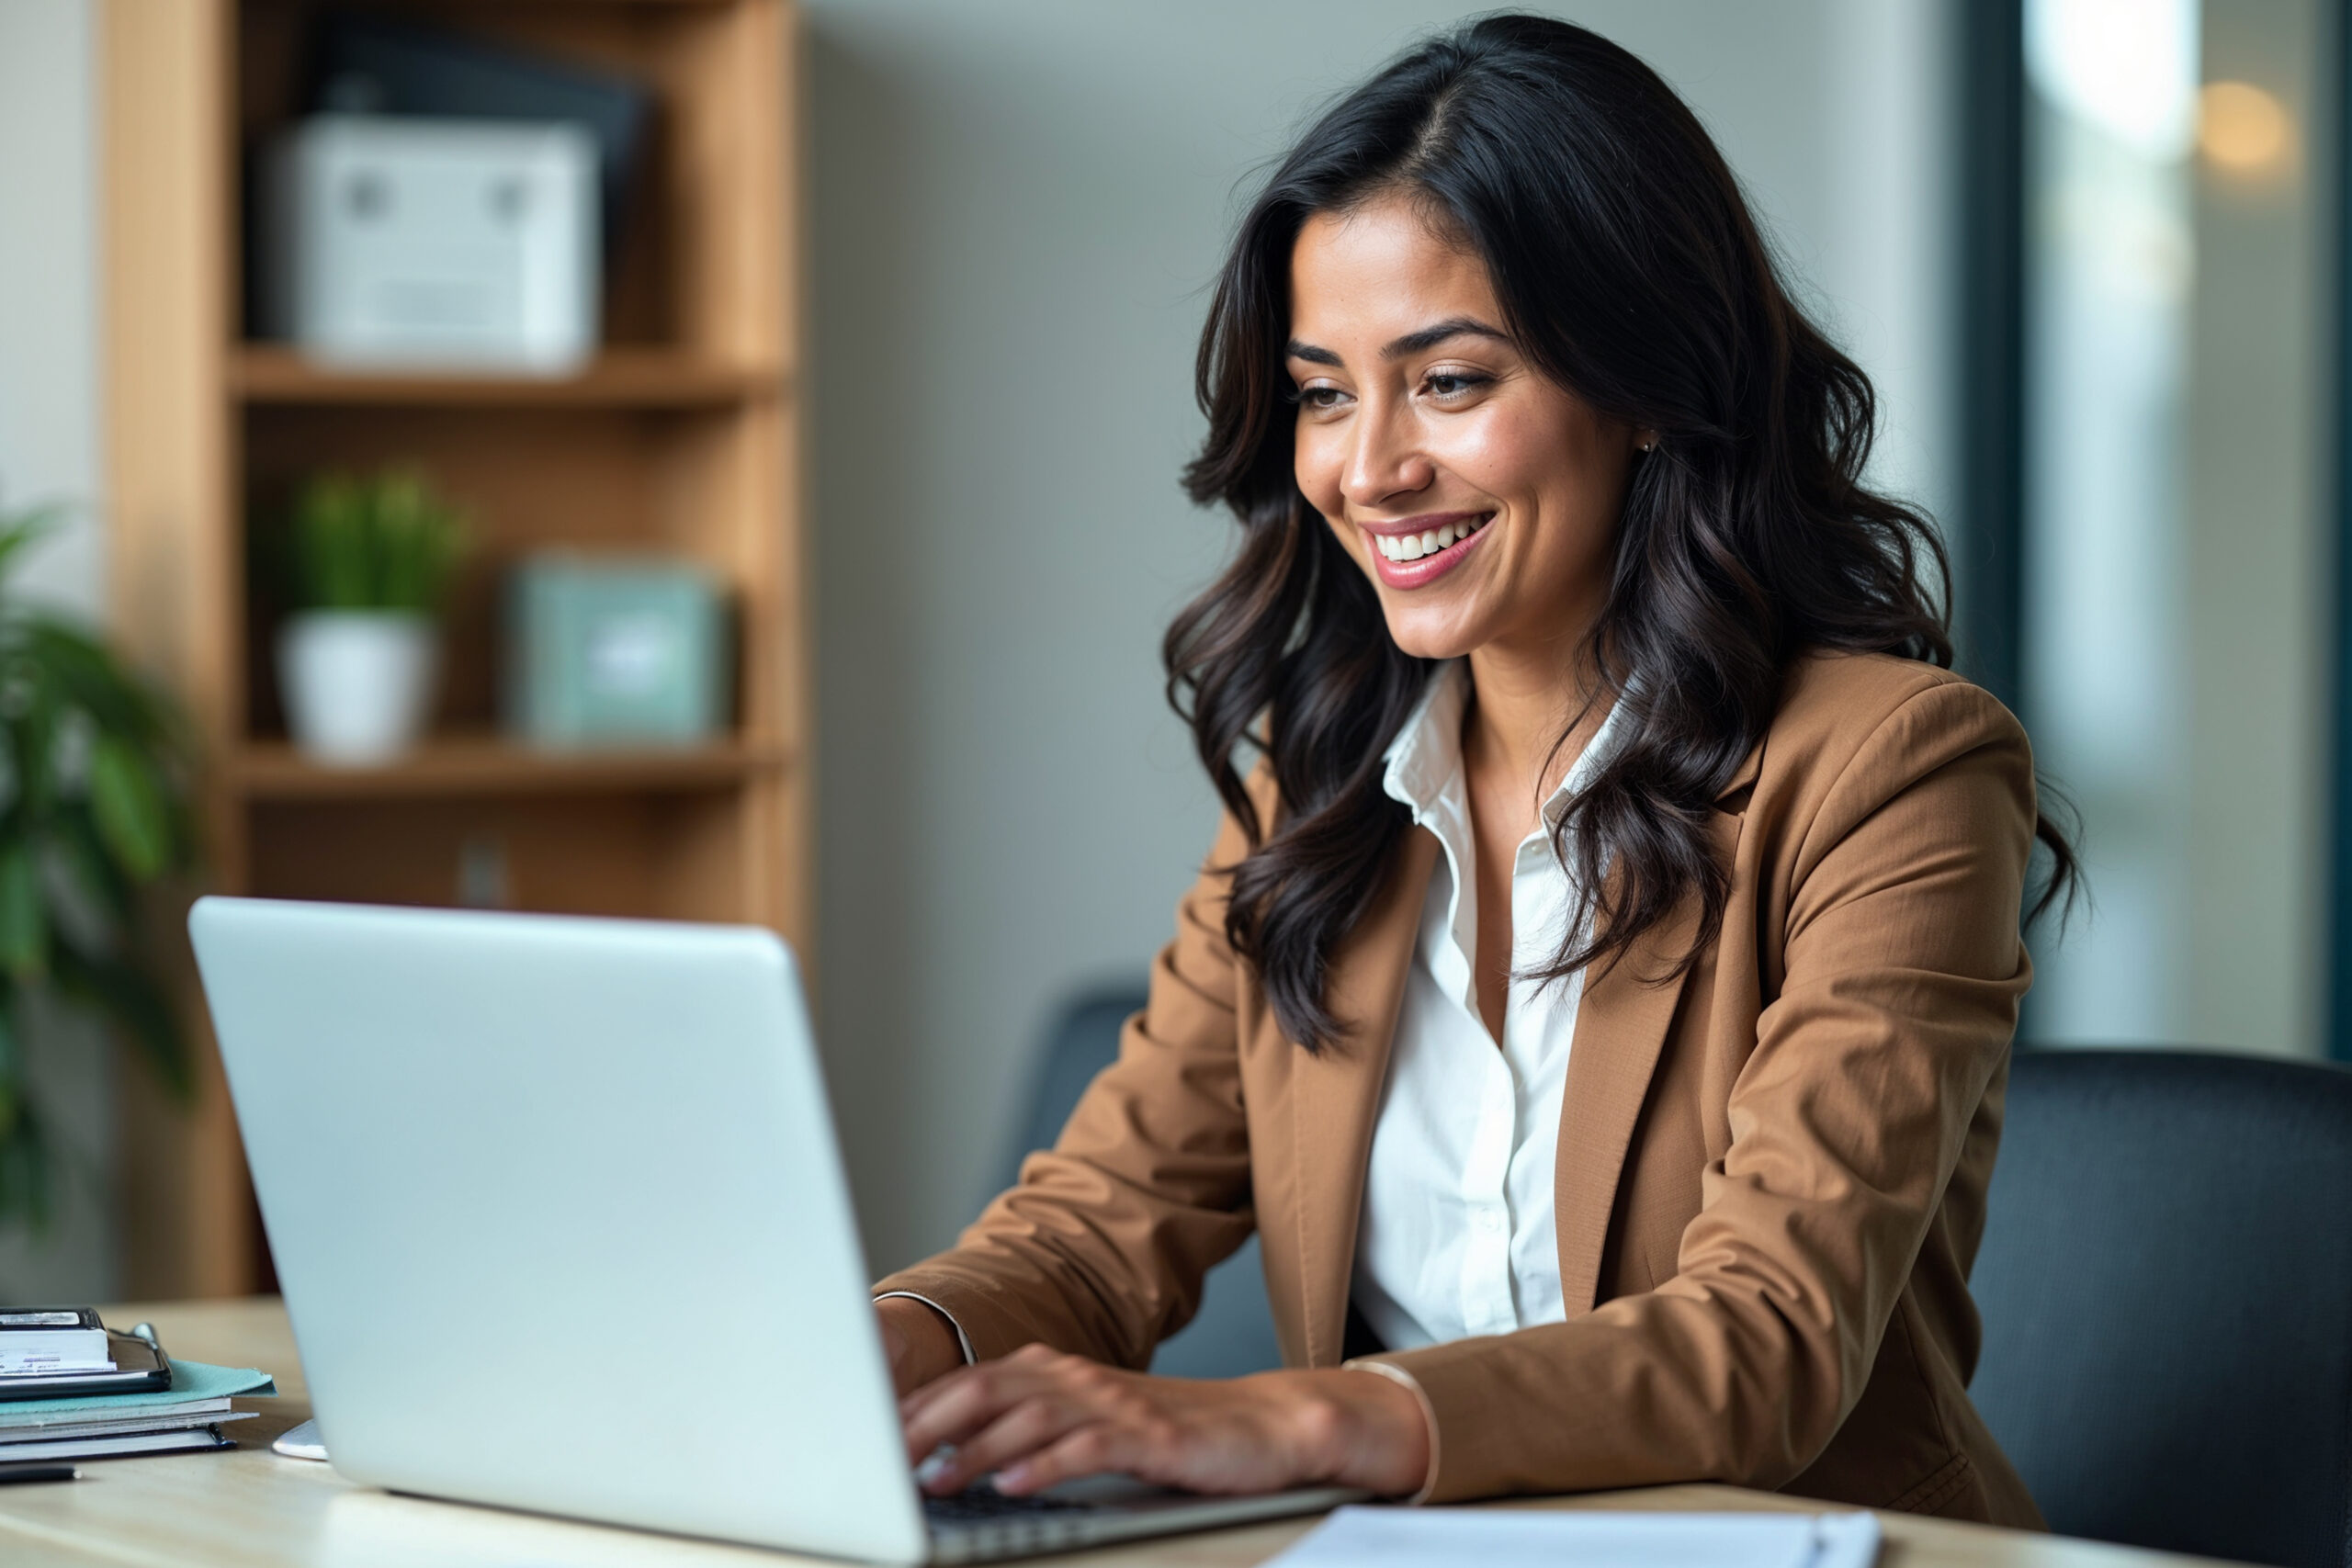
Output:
[
  {"xmin": 1970, "ymin": 1048, "xmax": 2352, "ymax": 1568},
  {"xmin": 1002, "ymin": 986, "xmax": 1282, "ymax": 1378},
  {"xmin": 1002, "ymin": 987, "xmax": 1152, "ymax": 1190}
]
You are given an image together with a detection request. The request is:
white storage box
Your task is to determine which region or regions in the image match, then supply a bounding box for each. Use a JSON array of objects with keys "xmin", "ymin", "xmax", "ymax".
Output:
[{"xmin": 262, "ymin": 116, "xmax": 597, "ymax": 372}]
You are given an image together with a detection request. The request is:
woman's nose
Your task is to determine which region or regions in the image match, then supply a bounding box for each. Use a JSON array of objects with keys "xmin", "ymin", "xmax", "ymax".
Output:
[{"xmin": 1340, "ymin": 400, "xmax": 1433, "ymax": 508}]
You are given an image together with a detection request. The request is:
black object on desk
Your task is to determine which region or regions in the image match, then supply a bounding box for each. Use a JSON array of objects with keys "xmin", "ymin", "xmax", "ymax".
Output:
[{"xmin": 0, "ymin": 1461, "xmax": 78, "ymax": 1484}]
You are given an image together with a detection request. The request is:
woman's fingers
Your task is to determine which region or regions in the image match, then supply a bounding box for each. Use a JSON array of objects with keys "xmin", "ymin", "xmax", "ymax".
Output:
[
  {"xmin": 993, "ymin": 1422, "xmax": 1144, "ymax": 1495},
  {"xmin": 918, "ymin": 1393, "xmax": 1087, "ymax": 1495},
  {"xmin": 900, "ymin": 1344, "xmax": 1080, "ymax": 1464},
  {"xmin": 897, "ymin": 1352, "xmax": 1385, "ymax": 1499},
  {"xmin": 897, "ymin": 1362, "xmax": 976, "ymax": 1432}
]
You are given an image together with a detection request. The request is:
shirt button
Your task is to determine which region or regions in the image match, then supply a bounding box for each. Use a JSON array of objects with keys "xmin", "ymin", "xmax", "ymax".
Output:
[{"xmin": 1476, "ymin": 1207, "xmax": 1505, "ymax": 1233}]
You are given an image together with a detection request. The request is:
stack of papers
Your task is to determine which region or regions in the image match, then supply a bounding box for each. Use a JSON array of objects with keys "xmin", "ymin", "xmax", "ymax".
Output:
[
  {"xmin": 0, "ymin": 1359, "xmax": 277, "ymax": 1463},
  {"xmin": 1263, "ymin": 1507, "xmax": 1882, "ymax": 1568}
]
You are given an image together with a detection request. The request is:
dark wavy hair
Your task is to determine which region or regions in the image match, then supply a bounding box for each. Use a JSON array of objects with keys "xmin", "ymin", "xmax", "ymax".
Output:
[{"xmin": 1165, "ymin": 14, "xmax": 2076, "ymax": 1052}]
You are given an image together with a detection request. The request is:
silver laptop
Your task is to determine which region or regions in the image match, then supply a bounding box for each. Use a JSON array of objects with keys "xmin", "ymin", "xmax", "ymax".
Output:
[{"xmin": 189, "ymin": 897, "xmax": 1358, "ymax": 1564}]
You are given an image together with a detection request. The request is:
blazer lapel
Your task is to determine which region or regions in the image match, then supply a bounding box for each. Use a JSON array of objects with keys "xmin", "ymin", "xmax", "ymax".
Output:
[
  {"xmin": 1552, "ymin": 743, "xmax": 1760, "ymax": 1314},
  {"xmin": 1288, "ymin": 825, "xmax": 1437, "ymax": 1366}
]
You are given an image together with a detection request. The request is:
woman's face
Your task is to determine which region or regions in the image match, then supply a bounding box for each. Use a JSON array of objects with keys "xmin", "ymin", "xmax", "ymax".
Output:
[{"xmin": 1287, "ymin": 195, "xmax": 1639, "ymax": 664}]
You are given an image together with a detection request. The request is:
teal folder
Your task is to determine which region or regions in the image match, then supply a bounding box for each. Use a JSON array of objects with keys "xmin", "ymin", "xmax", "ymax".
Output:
[{"xmin": 0, "ymin": 1360, "xmax": 275, "ymax": 1427}]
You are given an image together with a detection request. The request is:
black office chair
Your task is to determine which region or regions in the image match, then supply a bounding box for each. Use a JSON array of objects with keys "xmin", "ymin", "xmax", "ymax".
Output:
[
  {"xmin": 1970, "ymin": 1048, "xmax": 2352, "ymax": 1568},
  {"xmin": 1001, "ymin": 986, "xmax": 1283, "ymax": 1379}
]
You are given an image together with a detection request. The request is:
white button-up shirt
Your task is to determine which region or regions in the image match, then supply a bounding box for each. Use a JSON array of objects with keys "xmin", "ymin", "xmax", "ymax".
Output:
[{"xmin": 1351, "ymin": 660, "xmax": 1625, "ymax": 1352}]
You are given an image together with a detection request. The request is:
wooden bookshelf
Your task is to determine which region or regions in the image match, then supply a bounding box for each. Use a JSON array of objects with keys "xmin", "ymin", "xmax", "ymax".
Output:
[
  {"xmin": 232, "ymin": 346, "xmax": 785, "ymax": 409},
  {"xmin": 100, "ymin": 0, "xmax": 806, "ymax": 1297},
  {"xmin": 232, "ymin": 735, "xmax": 791, "ymax": 800}
]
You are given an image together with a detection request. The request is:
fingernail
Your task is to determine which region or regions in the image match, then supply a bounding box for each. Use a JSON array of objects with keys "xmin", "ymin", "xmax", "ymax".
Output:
[{"xmin": 995, "ymin": 1464, "xmax": 1031, "ymax": 1493}]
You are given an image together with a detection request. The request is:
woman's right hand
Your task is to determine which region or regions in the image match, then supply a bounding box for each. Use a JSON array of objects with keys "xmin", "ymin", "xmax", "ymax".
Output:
[{"xmin": 876, "ymin": 1295, "xmax": 966, "ymax": 1398}]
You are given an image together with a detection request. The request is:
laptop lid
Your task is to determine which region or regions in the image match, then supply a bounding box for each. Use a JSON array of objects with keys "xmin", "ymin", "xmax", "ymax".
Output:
[{"xmin": 190, "ymin": 897, "xmax": 929, "ymax": 1564}]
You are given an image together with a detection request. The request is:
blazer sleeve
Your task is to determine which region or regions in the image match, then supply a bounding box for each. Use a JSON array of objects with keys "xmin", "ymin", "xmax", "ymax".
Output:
[
  {"xmin": 1362, "ymin": 681, "xmax": 2037, "ymax": 1503},
  {"xmin": 870, "ymin": 805, "xmax": 1259, "ymax": 1371}
]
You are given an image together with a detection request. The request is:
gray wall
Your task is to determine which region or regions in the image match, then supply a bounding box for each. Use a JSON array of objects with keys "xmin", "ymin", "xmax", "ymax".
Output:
[
  {"xmin": 804, "ymin": 0, "xmax": 1962, "ymax": 1270},
  {"xmin": 0, "ymin": 0, "xmax": 106, "ymax": 615}
]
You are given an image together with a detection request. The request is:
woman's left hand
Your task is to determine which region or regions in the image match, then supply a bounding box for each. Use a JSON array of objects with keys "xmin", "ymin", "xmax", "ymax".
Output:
[{"xmin": 899, "ymin": 1343, "xmax": 1431, "ymax": 1499}]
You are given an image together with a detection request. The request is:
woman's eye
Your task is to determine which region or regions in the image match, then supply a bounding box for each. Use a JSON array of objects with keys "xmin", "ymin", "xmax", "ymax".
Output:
[
  {"xmin": 1296, "ymin": 386, "xmax": 1349, "ymax": 412},
  {"xmin": 1425, "ymin": 372, "xmax": 1490, "ymax": 400}
]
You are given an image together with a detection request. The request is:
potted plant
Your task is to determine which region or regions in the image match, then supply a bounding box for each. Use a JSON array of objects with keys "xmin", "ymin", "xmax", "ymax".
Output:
[
  {"xmin": 277, "ymin": 467, "xmax": 468, "ymax": 765},
  {"xmin": 0, "ymin": 501, "xmax": 195, "ymax": 1235}
]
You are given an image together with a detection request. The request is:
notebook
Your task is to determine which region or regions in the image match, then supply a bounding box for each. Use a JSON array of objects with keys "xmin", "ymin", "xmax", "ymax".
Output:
[
  {"xmin": 0, "ymin": 1359, "xmax": 275, "ymax": 1463},
  {"xmin": 0, "ymin": 1427, "xmax": 234, "ymax": 1462},
  {"xmin": 1262, "ymin": 1507, "xmax": 1883, "ymax": 1568}
]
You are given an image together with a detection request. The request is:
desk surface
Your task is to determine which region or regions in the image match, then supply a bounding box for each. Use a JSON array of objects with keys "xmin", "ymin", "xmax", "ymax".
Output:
[{"xmin": 0, "ymin": 1299, "xmax": 2233, "ymax": 1568}]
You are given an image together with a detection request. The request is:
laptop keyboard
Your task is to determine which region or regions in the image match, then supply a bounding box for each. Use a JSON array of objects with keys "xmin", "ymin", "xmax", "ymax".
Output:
[
  {"xmin": 923, "ymin": 1486, "xmax": 1113, "ymax": 1562},
  {"xmin": 923, "ymin": 1486, "xmax": 1094, "ymax": 1524},
  {"xmin": 922, "ymin": 1479, "xmax": 1353, "ymax": 1563}
]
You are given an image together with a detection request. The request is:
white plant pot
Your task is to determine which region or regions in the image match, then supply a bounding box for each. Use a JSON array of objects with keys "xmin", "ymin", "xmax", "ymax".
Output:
[{"xmin": 277, "ymin": 611, "xmax": 440, "ymax": 766}]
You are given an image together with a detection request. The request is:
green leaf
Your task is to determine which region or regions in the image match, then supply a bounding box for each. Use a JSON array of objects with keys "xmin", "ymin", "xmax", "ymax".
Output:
[
  {"xmin": 0, "ymin": 1096, "xmax": 50, "ymax": 1234},
  {"xmin": 292, "ymin": 473, "xmax": 372, "ymax": 611},
  {"xmin": 0, "ymin": 1005, "xmax": 18, "ymax": 1143},
  {"xmin": 89, "ymin": 737, "xmax": 172, "ymax": 882},
  {"xmin": 0, "ymin": 845, "xmax": 47, "ymax": 982},
  {"xmin": 52, "ymin": 943, "xmax": 189, "ymax": 1103},
  {"xmin": 51, "ymin": 809, "xmax": 134, "ymax": 929},
  {"xmin": 23, "ymin": 618, "xmax": 176, "ymax": 747},
  {"xmin": 284, "ymin": 466, "xmax": 466, "ymax": 614},
  {"xmin": 0, "ymin": 505, "xmax": 61, "ymax": 593},
  {"xmin": 0, "ymin": 497, "xmax": 203, "ymax": 1241}
]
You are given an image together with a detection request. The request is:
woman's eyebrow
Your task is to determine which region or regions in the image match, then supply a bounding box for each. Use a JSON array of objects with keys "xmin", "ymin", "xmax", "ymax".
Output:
[
  {"xmin": 1283, "ymin": 318, "xmax": 1511, "ymax": 368},
  {"xmin": 1381, "ymin": 317, "xmax": 1510, "ymax": 357}
]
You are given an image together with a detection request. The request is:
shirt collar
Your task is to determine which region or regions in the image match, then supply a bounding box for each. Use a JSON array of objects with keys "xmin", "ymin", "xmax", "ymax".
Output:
[
  {"xmin": 1380, "ymin": 661, "xmax": 1471, "ymax": 819},
  {"xmin": 1381, "ymin": 660, "xmax": 1635, "ymax": 825}
]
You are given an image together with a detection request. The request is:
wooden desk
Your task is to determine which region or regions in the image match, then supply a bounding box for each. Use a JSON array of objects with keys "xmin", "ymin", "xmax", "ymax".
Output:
[{"xmin": 0, "ymin": 1300, "xmax": 2230, "ymax": 1568}]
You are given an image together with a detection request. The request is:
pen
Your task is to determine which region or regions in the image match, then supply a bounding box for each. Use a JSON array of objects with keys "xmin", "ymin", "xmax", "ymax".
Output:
[{"xmin": 0, "ymin": 1461, "xmax": 79, "ymax": 1485}]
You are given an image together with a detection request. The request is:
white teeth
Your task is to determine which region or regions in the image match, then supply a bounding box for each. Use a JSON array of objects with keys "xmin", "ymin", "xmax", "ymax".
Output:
[{"xmin": 1372, "ymin": 516, "xmax": 1495, "ymax": 564}]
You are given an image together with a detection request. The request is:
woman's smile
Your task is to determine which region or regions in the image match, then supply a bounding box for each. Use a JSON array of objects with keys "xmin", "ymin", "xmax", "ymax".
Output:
[{"xmin": 1362, "ymin": 509, "xmax": 1495, "ymax": 587}]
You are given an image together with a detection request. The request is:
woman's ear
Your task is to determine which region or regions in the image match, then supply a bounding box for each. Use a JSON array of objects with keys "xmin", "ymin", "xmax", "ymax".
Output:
[{"xmin": 1634, "ymin": 427, "xmax": 1660, "ymax": 454}]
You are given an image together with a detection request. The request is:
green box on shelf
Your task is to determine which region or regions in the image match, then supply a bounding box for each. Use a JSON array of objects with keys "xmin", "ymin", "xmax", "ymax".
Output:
[{"xmin": 503, "ymin": 552, "xmax": 729, "ymax": 747}]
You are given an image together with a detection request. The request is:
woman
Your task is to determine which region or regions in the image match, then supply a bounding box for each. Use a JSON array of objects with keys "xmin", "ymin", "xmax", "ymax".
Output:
[{"xmin": 872, "ymin": 14, "xmax": 2070, "ymax": 1522}]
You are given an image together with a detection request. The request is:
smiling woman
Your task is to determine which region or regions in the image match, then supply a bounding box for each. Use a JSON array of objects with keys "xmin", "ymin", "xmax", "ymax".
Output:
[{"xmin": 872, "ymin": 12, "xmax": 2075, "ymax": 1524}]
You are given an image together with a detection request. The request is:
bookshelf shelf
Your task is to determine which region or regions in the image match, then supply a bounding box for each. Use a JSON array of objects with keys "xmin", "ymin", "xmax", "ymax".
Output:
[
  {"xmin": 232, "ymin": 736, "xmax": 790, "ymax": 799},
  {"xmin": 101, "ymin": 0, "xmax": 806, "ymax": 1298},
  {"xmin": 232, "ymin": 346, "xmax": 786, "ymax": 410}
]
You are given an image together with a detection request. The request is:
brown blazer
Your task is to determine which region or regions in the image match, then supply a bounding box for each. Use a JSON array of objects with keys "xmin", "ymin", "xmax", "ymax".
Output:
[{"xmin": 876, "ymin": 650, "xmax": 2044, "ymax": 1525}]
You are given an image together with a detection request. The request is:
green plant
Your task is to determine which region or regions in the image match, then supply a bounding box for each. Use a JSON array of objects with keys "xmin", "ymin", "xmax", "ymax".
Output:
[
  {"xmin": 0, "ymin": 502, "xmax": 197, "ymax": 1234},
  {"xmin": 286, "ymin": 467, "xmax": 469, "ymax": 615}
]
